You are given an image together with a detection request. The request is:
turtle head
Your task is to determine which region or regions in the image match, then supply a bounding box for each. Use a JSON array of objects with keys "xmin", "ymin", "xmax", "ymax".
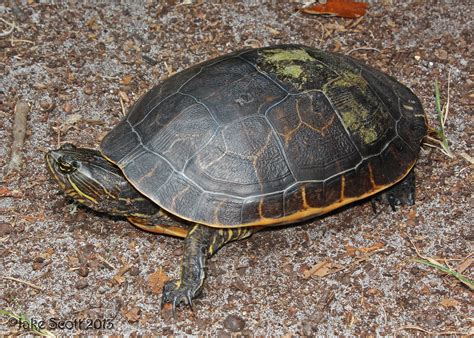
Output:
[{"xmin": 45, "ymin": 143, "xmax": 159, "ymax": 217}]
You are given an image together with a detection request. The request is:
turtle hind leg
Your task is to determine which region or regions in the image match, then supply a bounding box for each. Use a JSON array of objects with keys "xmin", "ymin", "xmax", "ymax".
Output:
[
  {"xmin": 161, "ymin": 224, "xmax": 254, "ymax": 313},
  {"xmin": 373, "ymin": 170, "xmax": 416, "ymax": 212}
]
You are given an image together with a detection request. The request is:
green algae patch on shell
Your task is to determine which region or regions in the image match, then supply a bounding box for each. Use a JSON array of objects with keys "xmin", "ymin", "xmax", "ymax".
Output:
[
  {"xmin": 259, "ymin": 48, "xmax": 316, "ymax": 87},
  {"xmin": 280, "ymin": 64, "xmax": 304, "ymax": 79},
  {"xmin": 323, "ymin": 70, "xmax": 390, "ymax": 145},
  {"xmin": 262, "ymin": 48, "xmax": 315, "ymax": 63},
  {"xmin": 330, "ymin": 71, "xmax": 368, "ymax": 91}
]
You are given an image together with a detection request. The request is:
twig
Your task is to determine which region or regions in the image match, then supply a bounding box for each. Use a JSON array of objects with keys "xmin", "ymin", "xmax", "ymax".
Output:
[
  {"xmin": 306, "ymin": 249, "xmax": 383, "ymax": 279},
  {"xmin": 289, "ymin": 1, "xmax": 316, "ymax": 19},
  {"xmin": 333, "ymin": 250, "xmax": 382, "ymax": 274},
  {"xmin": 346, "ymin": 47, "xmax": 381, "ymax": 55},
  {"xmin": 287, "ymin": 7, "xmax": 326, "ymax": 42},
  {"xmin": 163, "ymin": 61, "xmax": 174, "ymax": 77},
  {"xmin": 10, "ymin": 38, "xmax": 35, "ymax": 45},
  {"xmin": 408, "ymin": 237, "xmax": 424, "ymax": 258},
  {"xmin": 396, "ymin": 325, "xmax": 472, "ymax": 335},
  {"xmin": 244, "ymin": 38, "xmax": 262, "ymax": 48},
  {"xmin": 459, "ymin": 152, "xmax": 473, "ymax": 165},
  {"xmin": 3, "ymin": 101, "xmax": 30, "ymax": 177},
  {"xmin": 142, "ymin": 54, "xmax": 158, "ymax": 66},
  {"xmin": 0, "ymin": 18, "xmax": 16, "ymax": 37},
  {"xmin": 3, "ymin": 276, "xmax": 43, "ymax": 291},
  {"xmin": 423, "ymin": 136, "xmax": 452, "ymax": 157},
  {"xmin": 119, "ymin": 95, "xmax": 126, "ymax": 117},
  {"xmin": 96, "ymin": 254, "xmax": 116, "ymax": 270}
]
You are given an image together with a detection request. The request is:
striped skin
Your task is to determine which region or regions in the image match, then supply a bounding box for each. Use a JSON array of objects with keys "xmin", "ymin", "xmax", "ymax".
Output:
[{"xmin": 46, "ymin": 144, "xmax": 188, "ymax": 238}]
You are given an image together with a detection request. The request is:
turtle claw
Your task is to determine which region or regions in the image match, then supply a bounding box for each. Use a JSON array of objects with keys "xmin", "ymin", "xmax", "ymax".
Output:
[
  {"xmin": 370, "ymin": 199, "xmax": 378, "ymax": 214},
  {"xmin": 387, "ymin": 194, "xmax": 398, "ymax": 211},
  {"xmin": 161, "ymin": 280, "xmax": 199, "ymax": 314}
]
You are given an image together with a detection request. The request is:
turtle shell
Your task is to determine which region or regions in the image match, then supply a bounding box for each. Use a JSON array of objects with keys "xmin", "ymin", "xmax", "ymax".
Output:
[{"xmin": 101, "ymin": 44, "xmax": 427, "ymax": 228}]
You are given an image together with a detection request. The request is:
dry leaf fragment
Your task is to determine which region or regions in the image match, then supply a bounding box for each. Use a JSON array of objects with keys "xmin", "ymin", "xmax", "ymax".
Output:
[
  {"xmin": 120, "ymin": 75, "xmax": 133, "ymax": 85},
  {"xmin": 360, "ymin": 242, "xmax": 385, "ymax": 253},
  {"xmin": 43, "ymin": 247, "xmax": 55, "ymax": 259},
  {"xmin": 63, "ymin": 113, "xmax": 82, "ymax": 126},
  {"xmin": 302, "ymin": 0, "xmax": 368, "ymax": 19},
  {"xmin": 118, "ymin": 90, "xmax": 130, "ymax": 103},
  {"xmin": 303, "ymin": 260, "xmax": 342, "ymax": 279},
  {"xmin": 440, "ymin": 298, "xmax": 460, "ymax": 308},
  {"xmin": 303, "ymin": 260, "xmax": 328, "ymax": 279},
  {"xmin": 0, "ymin": 186, "xmax": 22, "ymax": 198},
  {"xmin": 456, "ymin": 257, "xmax": 473, "ymax": 274},
  {"xmin": 113, "ymin": 263, "xmax": 132, "ymax": 285},
  {"xmin": 121, "ymin": 306, "xmax": 141, "ymax": 322},
  {"xmin": 67, "ymin": 255, "xmax": 80, "ymax": 268},
  {"xmin": 345, "ymin": 244, "xmax": 358, "ymax": 257},
  {"xmin": 345, "ymin": 242, "xmax": 384, "ymax": 256},
  {"xmin": 148, "ymin": 267, "xmax": 169, "ymax": 294},
  {"xmin": 22, "ymin": 213, "xmax": 46, "ymax": 223}
]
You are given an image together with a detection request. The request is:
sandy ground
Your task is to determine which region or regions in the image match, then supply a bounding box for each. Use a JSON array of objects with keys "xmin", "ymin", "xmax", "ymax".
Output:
[{"xmin": 0, "ymin": 2, "xmax": 473, "ymax": 335}]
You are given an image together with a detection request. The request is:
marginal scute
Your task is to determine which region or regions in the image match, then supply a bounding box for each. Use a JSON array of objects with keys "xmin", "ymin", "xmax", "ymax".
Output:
[
  {"xmin": 284, "ymin": 184, "xmax": 306, "ymax": 216},
  {"xmin": 323, "ymin": 175, "xmax": 343, "ymax": 207},
  {"xmin": 102, "ymin": 44, "xmax": 427, "ymax": 227},
  {"xmin": 260, "ymin": 193, "xmax": 285, "ymax": 219},
  {"xmin": 304, "ymin": 182, "xmax": 325, "ymax": 208},
  {"xmin": 194, "ymin": 193, "xmax": 243, "ymax": 225},
  {"xmin": 156, "ymin": 172, "xmax": 202, "ymax": 219},
  {"xmin": 342, "ymin": 162, "xmax": 373, "ymax": 198}
]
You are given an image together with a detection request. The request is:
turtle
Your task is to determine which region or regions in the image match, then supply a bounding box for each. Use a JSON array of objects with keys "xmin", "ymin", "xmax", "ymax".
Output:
[{"xmin": 46, "ymin": 44, "xmax": 427, "ymax": 311}]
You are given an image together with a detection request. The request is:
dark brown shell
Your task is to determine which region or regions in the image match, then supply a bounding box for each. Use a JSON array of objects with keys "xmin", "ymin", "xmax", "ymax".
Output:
[{"xmin": 101, "ymin": 44, "xmax": 427, "ymax": 227}]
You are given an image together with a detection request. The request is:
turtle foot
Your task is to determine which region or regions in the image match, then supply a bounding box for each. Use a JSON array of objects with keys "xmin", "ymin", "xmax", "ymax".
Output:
[
  {"xmin": 161, "ymin": 279, "xmax": 201, "ymax": 313},
  {"xmin": 372, "ymin": 170, "xmax": 416, "ymax": 213}
]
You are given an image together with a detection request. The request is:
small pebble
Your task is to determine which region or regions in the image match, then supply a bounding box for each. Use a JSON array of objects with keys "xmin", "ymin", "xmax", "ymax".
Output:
[
  {"xmin": 0, "ymin": 223, "xmax": 13, "ymax": 236},
  {"xmin": 129, "ymin": 266, "xmax": 140, "ymax": 276},
  {"xmin": 98, "ymin": 285, "xmax": 110, "ymax": 294},
  {"xmin": 434, "ymin": 49, "xmax": 448, "ymax": 60},
  {"xmin": 172, "ymin": 247, "xmax": 183, "ymax": 256},
  {"xmin": 33, "ymin": 256, "xmax": 45, "ymax": 263},
  {"xmin": 78, "ymin": 254, "xmax": 88, "ymax": 265},
  {"xmin": 39, "ymin": 99, "xmax": 55, "ymax": 112},
  {"xmin": 63, "ymin": 102, "xmax": 73, "ymax": 113},
  {"xmin": 223, "ymin": 314, "xmax": 245, "ymax": 332},
  {"xmin": 33, "ymin": 261, "xmax": 47, "ymax": 271},
  {"xmin": 84, "ymin": 85, "xmax": 93, "ymax": 95},
  {"xmin": 78, "ymin": 266, "xmax": 89, "ymax": 277},
  {"xmin": 75, "ymin": 279, "xmax": 89, "ymax": 290}
]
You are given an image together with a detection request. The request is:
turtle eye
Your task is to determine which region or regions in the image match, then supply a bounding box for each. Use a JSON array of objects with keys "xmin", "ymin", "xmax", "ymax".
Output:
[{"xmin": 57, "ymin": 157, "xmax": 78, "ymax": 174}]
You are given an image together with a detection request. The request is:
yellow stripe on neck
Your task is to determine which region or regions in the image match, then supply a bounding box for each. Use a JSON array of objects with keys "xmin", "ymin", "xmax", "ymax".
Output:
[{"xmin": 67, "ymin": 176, "xmax": 98, "ymax": 204}]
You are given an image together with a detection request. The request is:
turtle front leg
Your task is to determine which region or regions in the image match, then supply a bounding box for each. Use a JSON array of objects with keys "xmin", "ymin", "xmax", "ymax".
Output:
[{"xmin": 161, "ymin": 224, "xmax": 255, "ymax": 312}]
